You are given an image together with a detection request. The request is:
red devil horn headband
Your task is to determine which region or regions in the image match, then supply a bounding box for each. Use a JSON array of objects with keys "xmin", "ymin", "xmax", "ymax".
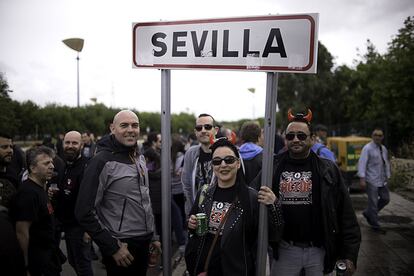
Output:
[
  {"xmin": 303, "ymin": 109, "xmax": 312, "ymax": 123},
  {"xmin": 287, "ymin": 108, "xmax": 313, "ymax": 123}
]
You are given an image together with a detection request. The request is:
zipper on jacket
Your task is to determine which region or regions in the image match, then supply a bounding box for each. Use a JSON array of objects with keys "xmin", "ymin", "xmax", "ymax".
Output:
[{"xmin": 118, "ymin": 198, "xmax": 127, "ymax": 231}]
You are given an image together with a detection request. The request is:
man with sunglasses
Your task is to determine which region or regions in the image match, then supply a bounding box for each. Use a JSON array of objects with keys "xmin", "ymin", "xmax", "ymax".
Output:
[
  {"xmin": 357, "ymin": 128, "xmax": 391, "ymax": 234},
  {"xmin": 269, "ymin": 110, "xmax": 360, "ymax": 276},
  {"xmin": 182, "ymin": 113, "xmax": 218, "ymax": 215}
]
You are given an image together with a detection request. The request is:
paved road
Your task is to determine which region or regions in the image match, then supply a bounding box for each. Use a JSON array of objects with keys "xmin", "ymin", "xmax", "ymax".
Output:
[{"xmin": 61, "ymin": 191, "xmax": 414, "ymax": 275}]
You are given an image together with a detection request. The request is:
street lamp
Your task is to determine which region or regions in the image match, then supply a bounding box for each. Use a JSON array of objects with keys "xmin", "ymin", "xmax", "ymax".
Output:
[
  {"xmin": 247, "ymin": 87, "xmax": 256, "ymax": 119},
  {"xmin": 62, "ymin": 38, "xmax": 84, "ymax": 107}
]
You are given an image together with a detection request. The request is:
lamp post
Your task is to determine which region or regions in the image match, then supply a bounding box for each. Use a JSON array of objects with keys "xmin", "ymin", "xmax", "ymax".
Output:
[
  {"xmin": 62, "ymin": 38, "xmax": 84, "ymax": 107},
  {"xmin": 248, "ymin": 87, "xmax": 256, "ymax": 119}
]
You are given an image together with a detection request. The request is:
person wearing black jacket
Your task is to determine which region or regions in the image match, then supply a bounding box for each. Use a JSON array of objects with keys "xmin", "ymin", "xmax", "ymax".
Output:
[
  {"xmin": 239, "ymin": 121, "xmax": 263, "ymax": 187},
  {"xmin": 185, "ymin": 138, "xmax": 283, "ymax": 276},
  {"xmin": 75, "ymin": 110, "xmax": 156, "ymax": 276},
  {"xmin": 51, "ymin": 131, "xmax": 93, "ymax": 276},
  {"xmin": 269, "ymin": 109, "xmax": 361, "ymax": 275}
]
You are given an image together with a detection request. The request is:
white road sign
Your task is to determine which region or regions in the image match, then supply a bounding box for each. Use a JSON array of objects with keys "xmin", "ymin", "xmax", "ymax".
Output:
[{"xmin": 133, "ymin": 14, "xmax": 319, "ymax": 73}]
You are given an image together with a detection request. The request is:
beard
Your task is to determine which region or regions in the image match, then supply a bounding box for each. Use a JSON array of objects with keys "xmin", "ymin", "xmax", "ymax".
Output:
[
  {"xmin": 63, "ymin": 148, "xmax": 80, "ymax": 162},
  {"xmin": 0, "ymin": 156, "xmax": 12, "ymax": 166}
]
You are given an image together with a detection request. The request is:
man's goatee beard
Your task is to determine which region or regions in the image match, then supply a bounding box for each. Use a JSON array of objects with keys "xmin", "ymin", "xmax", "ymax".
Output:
[{"xmin": 64, "ymin": 151, "xmax": 78, "ymax": 162}]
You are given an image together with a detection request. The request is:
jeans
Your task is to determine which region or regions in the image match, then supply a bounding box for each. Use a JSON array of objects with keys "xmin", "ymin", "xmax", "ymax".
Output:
[
  {"xmin": 271, "ymin": 240, "xmax": 325, "ymax": 276},
  {"xmin": 65, "ymin": 225, "xmax": 94, "ymax": 276},
  {"xmin": 102, "ymin": 237, "xmax": 150, "ymax": 276},
  {"xmin": 155, "ymin": 200, "xmax": 186, "ymax": 247},
  {"xmin": 171, "ymin": 199, "xmax": 186, "ymax": 246},
  {"xmin": 364, "ymin": 183, "xmax": 390, "ymax": 228}
]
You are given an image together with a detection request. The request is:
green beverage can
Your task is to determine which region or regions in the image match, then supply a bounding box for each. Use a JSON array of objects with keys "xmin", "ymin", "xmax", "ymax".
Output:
[{"xmin": 196, "ymin": 213, "xmax": 208, "ymax": 236}]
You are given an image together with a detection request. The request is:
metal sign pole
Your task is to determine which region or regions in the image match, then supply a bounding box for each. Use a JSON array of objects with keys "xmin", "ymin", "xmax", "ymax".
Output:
[
  {"xmin": 161, "ymin": 69, "xmax": 172, "ymax": 275},
  {"xmin": 256, "ymin": 72, "xmax": 279, "ymax": 276}
]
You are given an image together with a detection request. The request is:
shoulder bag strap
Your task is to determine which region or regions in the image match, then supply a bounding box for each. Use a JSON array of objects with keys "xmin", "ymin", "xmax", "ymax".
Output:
[{"xmin": 203, "ymin": 198, "xmax": 236, "ymax": 272}]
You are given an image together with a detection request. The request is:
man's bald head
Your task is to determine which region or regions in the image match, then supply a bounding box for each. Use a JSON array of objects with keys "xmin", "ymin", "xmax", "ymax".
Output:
[
  {"xmin": 63, "ymin": 130, "xmax": 83, "ymax": 161},
  {"xmin": 113, "ymin": 110, "xmax": 139, "ymax": 125},
  {"xmin": 65, "ymin": 131, "xmax": 82, "ymax": 142},
  {"xmin": 110, "ymin": 110, "xmax": 140, "ymax": 147}
]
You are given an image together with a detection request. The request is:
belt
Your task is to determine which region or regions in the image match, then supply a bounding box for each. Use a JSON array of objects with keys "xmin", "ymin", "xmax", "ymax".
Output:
[{"xmin": 285, "ymin": 240, "xmax": 317, "ymax": 248}]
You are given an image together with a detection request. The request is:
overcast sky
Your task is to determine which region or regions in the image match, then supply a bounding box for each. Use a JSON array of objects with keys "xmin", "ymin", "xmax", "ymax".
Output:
[{"xmin": 1, "ymin": 0, "xmax": 413, "ymax": 122}]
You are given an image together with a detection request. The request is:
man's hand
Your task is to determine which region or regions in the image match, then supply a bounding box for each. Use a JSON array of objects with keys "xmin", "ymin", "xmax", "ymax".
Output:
[
  {"xmin": 344, "ymin": 259, "xmax": 355, "ymax": 275},
  {"xmin": 82, "ymin": 232, "xmax": 91, "ymax": 243},
  {"xmin": 258, "ymin": 186, "xmax": 276, "ymax": 205},
  {"xmin": 188, "ymin": 215, "xmax": 197, "ymax": 230},
  {"xmin": 151, "ymin": 241, "xmax": 162, "ymax": 254},
  {"xmin": 359, "ymin": 178, "xmax": 366, "ymax": 189},
  {"xmin": 112, "ymin": 242, "xmax": 134, "ymax": 267}
]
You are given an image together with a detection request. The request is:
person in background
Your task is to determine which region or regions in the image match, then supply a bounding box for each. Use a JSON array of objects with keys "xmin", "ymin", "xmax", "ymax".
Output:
[
  {"xmin": 171, "ymin": 135, "xmax": 187, "ymax": 226},
  {"xmin": 313, "ymin": 124, "xmax": 329, "ymax": 145},
  {"xmin": 50, "ymin": 131, "xmax": 93, "ymax": 276},
  {"xmin": 143, "ymin": 132, "xmax": 162, "ymax": 242},
  {"xmin": 171, "ymin": 136, "xmax": 187, "ymax": 256},
  {"xmin": 55, "ymin": 133, "xmax": 65, "ymax": 159},
  {"xmin": 13, "ymin": 146, "xmax": 63, "ymax": 276},
  {"xmin": 311, "ymin": 133, "xmax": 336, "ymax": 162},
  {"xmin": 185, "ymin": 133, "xmax": 198, "ymax": 151},
  {"xmin": 0, "ymin": 132, "xmax": 25, "ymax": 276},
  {"xmin": 81, "ymin": 132, "xmax": 96, "ymax": 159},
  {"xmin": 182, "ymin": 113, "xmax": 218, "ymax": 215},
  {"xmin": 358, "ymin": 128, "xmax": 391, "ymax": 234},
  {"xmin": 42, "ymin": 135, "xmax": 55, "ymax": 151},
  {"xmin": 239, "ymin": 121, "xmax": 263, "ymax": 187}
]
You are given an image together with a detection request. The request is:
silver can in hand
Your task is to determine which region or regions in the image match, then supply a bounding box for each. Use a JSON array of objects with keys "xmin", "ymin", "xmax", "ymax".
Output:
[{"xmin": 335, "ymin": 260, "xmax": 347, "ymax": 276}]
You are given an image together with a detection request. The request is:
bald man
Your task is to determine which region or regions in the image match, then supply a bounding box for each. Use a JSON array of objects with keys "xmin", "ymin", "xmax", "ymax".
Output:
[
  {"xmin": 49, "ymin": 131, "xmax": 93, "ymax": 276},
  {"xmin": 75, "ymin": 110, "xmax": 156, "ymax": 276}
]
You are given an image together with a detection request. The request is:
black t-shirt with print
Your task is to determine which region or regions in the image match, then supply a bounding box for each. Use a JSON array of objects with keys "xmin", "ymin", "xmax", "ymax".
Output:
[
  {"xmin": 197, "ymin": 185, "xmax": 236, "ymax": 276},
  {"xmin": 12, "ymin": 178, "xmax": 55, "ymax": 250},
  {"xmin": 195, "ymin": 148, "xmax": 213, "ymax": 192},
  {"xmin": 279, "ymin": 155, "xmax": 322, "ymax": 245}
]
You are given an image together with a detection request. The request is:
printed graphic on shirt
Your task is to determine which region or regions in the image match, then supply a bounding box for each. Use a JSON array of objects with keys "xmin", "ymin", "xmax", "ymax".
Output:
[
  {"xmin": 64, "ymin": 178, "xmax": 73, "ymax": 195},
  {"xmin": 195, "ymin": 160, "xmax": 213, "ymax": 190},
  {"xmin": 47, "ymin": 202, "xmax": 54, "ymax": 214},
  {"xmin": 280, "ymin": 171, "xmax": 312, "ymax": 205},
  {"xmin": 208, "ymin": 200, "xmax": 231, "ymax": 235}
]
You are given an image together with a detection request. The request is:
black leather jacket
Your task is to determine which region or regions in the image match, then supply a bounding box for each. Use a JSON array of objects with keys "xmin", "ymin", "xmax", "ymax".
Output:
[
  {"xmin": 272, "ymin": 151, "xmax": 361, "ymax": 273},
  {"xmin": 185, "ymin": 178, "xmax": 283, "ymax": 276}
]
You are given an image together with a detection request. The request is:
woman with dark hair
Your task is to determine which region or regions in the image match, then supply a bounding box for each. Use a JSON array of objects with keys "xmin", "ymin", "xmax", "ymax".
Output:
[{"xmin": 185, "ymin": 138, "xmax": 283, "ymax": 276}]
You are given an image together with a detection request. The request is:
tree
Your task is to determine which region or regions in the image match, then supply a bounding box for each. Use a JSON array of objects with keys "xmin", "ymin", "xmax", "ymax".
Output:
[
  {"xmin": 0, "ymin": 73, "xmax": 19, "ymax": 135},
  {"xmin": 277, "ymin": 41, "xmax": 337, "ymax": 127},
  {"xmin": 344, "ymin": 17, "xmax": 414, "ymax": 148}
]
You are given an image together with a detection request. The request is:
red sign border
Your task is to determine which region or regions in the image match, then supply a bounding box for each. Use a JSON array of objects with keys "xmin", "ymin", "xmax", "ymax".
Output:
[{"xmin": 132, "ymin": 14, "xmax": 316, "ymax": 72}]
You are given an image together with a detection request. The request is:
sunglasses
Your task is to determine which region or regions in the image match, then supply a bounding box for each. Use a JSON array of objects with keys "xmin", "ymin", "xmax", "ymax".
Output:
[
  {"xmin": 212, "ymin": 155, "xmax": 238, "ymax": 166},
  {"xmin": 285, "ymin": 132, "xmax": 309, "ymax": 141},
  {"xmin": 195, "ymin": 124, "xmax": 213, "ymax": 132}
]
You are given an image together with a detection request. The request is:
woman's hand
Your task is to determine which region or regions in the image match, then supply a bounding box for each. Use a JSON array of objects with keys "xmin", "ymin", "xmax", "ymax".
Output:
[
  {"xmin": 188, "ymin": 215, "xmax": 197, "ymax": 230},
  {"xmin": 258, "ymin": 186, "xmax": 277, "ymax": 205}
]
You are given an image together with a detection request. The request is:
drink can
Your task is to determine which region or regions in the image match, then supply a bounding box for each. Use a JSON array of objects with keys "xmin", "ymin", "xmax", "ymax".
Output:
[
  {"xmin": 196, "ymin": 213, "xmax": 208, "ymax": 236},
  {"xmin": 335, "ymin": 261, "xmax": 347, "ymax": 276}
]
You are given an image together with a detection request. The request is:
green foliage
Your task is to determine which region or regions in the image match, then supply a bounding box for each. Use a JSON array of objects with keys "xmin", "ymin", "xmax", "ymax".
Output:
[
  {"xmin": 278, "ymin": 42, "xmax": 337, "ymax": 128},
  {"xmin": 388, "ymin": 170, "xmax": 407, "ymax": 191},
  {"xmin": 343, "ymin": 17, "xmax": 414, "ymax": 149}
]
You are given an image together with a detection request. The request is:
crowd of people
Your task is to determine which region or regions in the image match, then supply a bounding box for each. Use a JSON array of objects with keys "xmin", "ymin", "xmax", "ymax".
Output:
[{"xmin": 0, "ymin": 108, "xmax": 393, "ymax": 276}]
